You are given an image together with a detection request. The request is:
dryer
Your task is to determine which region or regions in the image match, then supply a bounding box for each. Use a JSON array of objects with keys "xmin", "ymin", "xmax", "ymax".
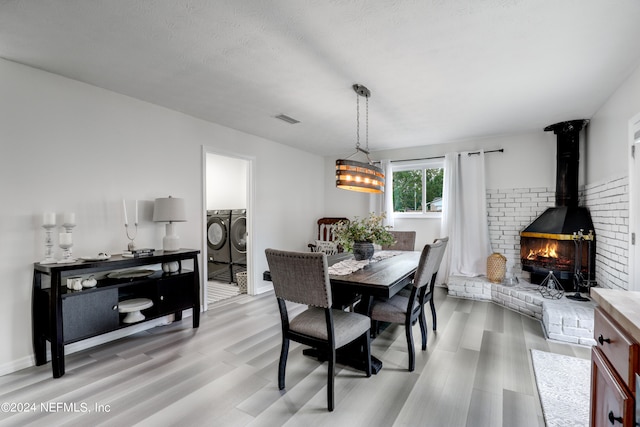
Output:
[
  {"xmin": 207, "ymin": 210, "xmax": 231, "ymax": 264},
  {"xmin": 230, "ymin": 209, "xmax": 247, "ymax": 266}
]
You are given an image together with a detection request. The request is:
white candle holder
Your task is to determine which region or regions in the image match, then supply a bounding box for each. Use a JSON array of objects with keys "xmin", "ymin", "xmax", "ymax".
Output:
[
  {"xmin": 41, "ymin": 224, "xmax": 57, "ymax": 264},
  {"xmin": 123, "ymin": 199, "xmax": 138, "ymax": 250},
  {"xmin": 63, "ymin": 222, "xmax": 76, "ymax": 258},
  {"xmin": 59, "ymin": 232, "xmax": 75, "ymax": 262},
  {"xmin": 125, "ymin": 222, "xmax": 138, "ymax": 250},
  {"xmin": 59, "ymin": 213, "xmax": 76, "ymax": 263}
]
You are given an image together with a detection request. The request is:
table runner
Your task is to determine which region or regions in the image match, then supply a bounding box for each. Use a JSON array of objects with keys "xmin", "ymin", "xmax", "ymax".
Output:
[{"xmin": 328, "ymin": 250, "xmax": 400, "ymax": 275}]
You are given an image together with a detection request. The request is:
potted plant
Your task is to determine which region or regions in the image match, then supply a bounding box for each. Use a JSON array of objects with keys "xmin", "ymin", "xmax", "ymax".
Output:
[{"xmin": 334, "ymin": 213, "xmax": 395, "ymax": 260}]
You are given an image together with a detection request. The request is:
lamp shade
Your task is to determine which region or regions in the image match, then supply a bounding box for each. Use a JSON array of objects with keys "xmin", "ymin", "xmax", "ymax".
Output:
[
  {"xmin": 153, "ymin": 197, "xmax": 187, "ymax": 222},
  {"xmin": 336, "ymin": 159, "xmax": 385, "ymax": 193}
]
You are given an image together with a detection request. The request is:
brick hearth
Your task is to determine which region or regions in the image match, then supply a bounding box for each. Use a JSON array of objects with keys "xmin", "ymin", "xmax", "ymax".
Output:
[{"xmin": 447, "ymin": 275, "xmax": 596, "ymax": 346}]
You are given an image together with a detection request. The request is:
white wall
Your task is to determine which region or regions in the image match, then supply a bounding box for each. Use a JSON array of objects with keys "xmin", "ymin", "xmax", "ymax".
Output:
[
  {"xmin": 206, "ymin": 153, "xmax": 247, "ymax": 210},
  {"xmin": 586, "ymin": 64, "xmax": 640, "ymax": 184},
  {"xmin": 0, "ymin": 58, "xmax": 325, "ymax": 374}
]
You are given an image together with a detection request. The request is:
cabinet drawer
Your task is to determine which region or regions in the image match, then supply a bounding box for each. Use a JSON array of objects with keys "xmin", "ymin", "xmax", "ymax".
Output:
[
  {"xmin": 591, "ymin": 347, "xmax": 634, "ymax": 427},
  {"xmin": 594, "ymin": 306, "xmax": 639, "ymax": 391}
]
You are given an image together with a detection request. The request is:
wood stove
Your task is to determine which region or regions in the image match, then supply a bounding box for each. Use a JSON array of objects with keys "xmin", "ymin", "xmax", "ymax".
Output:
[{"xmin": 519, "ymin": 120, "xmax": 596, "ymax": 292}]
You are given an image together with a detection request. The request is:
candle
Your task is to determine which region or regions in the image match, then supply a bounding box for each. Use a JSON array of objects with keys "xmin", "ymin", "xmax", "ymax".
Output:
[
  {"xmin": 122, "ymin": 199, "xmax": 128, "ymax": 226},
  {"xmin": 135, "ymin": 200, "xmax": 138, "ymax": 224},
  {"xmin": 63, "ymin": 212, "xmax": 76, "ymax": 226},
  {"xmin": 59, "ymin": 232, "xmax": 72, "ymax": 246},
  {"xmin": 43, "ymin": 212, "xmax": 56, "ymax": 226}
]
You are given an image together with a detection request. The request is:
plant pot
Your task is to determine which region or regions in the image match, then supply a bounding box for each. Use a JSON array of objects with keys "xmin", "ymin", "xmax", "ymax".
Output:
[{"xmin": 353, "ymin": 241, "xmax": 375, "ymax": 261}]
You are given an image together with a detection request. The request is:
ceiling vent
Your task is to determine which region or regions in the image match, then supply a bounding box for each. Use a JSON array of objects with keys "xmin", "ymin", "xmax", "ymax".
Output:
[{"xmin": 275, "ymin": 114, "xmax": 300, "ymax": 124}]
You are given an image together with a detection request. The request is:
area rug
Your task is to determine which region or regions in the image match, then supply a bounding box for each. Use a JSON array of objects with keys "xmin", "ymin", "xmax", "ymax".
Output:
[
  {"xmin": 531, "ymin": 349, "xmax": 591, "ymax": 427},
  {"xmin": 207, "ymin": 282, "xmax": 240, "ymax": 304}
]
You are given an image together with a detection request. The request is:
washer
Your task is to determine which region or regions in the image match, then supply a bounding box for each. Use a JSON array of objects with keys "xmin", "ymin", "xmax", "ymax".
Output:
[
  {"xmin": 230, "ymin": 209, "xmax": 247, "ymax": 265},
  {"xmin": 207, "ymin": 210, "xmax": 231, "ymax": 264}
]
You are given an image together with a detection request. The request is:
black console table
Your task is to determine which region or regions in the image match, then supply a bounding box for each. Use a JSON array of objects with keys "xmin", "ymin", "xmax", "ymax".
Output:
[{"xmin": 32, "ymin": 249, "xmax": 200, "ymax": 378}]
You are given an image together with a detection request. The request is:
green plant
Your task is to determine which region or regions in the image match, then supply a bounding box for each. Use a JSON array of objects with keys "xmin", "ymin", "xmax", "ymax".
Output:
[{"xmin": 334, "ymin": 212, "xmax": 395, "ymax": 252}]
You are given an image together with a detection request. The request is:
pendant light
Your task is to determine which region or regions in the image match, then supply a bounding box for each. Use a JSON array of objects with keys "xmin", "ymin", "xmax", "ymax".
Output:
[{"xmin": 335, "ymin": 84, "xmax": 385, "ymax": 194}]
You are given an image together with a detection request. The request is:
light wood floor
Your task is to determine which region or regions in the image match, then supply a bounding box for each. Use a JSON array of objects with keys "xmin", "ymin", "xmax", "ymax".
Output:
[{"xmin": 0, "ymin": 287, "xmax": 591, "ymax": 426}]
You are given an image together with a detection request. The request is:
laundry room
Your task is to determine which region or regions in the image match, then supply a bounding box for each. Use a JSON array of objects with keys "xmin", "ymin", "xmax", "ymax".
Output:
[{"xmin": 205, "ymin": 152, "xmax": 249, "ymax": 304}]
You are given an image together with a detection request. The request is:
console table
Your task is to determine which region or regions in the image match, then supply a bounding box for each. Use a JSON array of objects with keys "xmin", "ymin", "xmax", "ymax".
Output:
[{"xmin": 32, "ymin": 249, "xmax": 200, "ymax": 378}]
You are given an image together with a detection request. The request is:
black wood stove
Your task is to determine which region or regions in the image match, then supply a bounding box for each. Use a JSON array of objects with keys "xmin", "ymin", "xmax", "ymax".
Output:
[{"xmin": 519, "ymin": 120, "xmax": 596, "ymax": 295}]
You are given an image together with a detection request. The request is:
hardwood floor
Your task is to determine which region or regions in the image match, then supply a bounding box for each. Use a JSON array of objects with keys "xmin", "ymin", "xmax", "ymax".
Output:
[{"xmin": 0, "ymin": 287, "xmax": 591, "ymax": 426}]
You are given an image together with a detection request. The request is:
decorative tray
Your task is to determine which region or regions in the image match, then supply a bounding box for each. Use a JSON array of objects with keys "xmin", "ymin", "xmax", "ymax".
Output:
[
  {"xmin": 80, "ymin": 253, "xmax": 111, "ymax": 261},
  {"xmin": 107, "ymin": 269, "xmax": 155, "ymax": 279}
]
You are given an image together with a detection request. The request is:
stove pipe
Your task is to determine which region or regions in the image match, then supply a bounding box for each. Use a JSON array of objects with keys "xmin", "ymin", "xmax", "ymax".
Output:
[{"xmin": 544, "ymin": 119, "xmax": 588, "ymax": 207}]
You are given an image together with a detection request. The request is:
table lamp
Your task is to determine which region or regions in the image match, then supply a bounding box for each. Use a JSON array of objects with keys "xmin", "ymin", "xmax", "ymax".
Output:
[{"xmin": 153, "ymin": 196, "xmax": 186, "ymax": 251}]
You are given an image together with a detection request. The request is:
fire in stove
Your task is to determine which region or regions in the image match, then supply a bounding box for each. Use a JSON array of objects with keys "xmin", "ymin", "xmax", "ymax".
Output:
[
  {"xmin": 526, "ymin": 242, "xmax": 558, "ymax": 260},
  {"xmin": 521, "ymin": 237, "xmax": 576, "ymax": 273}
]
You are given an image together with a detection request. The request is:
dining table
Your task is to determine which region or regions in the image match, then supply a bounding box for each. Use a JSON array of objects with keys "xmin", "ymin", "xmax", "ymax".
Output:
[{"xmin": 263, "ymin": 250, "xmax": 421, "ymax": 374}]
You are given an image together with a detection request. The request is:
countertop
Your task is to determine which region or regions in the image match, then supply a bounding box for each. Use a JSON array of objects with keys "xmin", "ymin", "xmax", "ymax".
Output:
[{"xmin": 592, "ymin": 288, "xmax": 640, "ymax": 342}]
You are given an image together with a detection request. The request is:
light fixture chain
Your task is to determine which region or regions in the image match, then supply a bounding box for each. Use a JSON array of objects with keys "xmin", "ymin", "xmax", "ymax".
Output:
[
  {"xmin": 355, "ymin": 91, "xmax": 360, "ymax": 150},
  {"xmin": 336, "ymin": 83, "xmax": 384, "ymax": 194},
  {"xmin": 366, "ymin": 95, "xmax": 369, "ymax": 152}
]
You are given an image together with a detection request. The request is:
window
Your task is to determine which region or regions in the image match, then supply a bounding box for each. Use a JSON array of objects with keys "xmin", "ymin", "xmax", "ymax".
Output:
[{"xmin": 392, "ymin": 159, "xmax": 444, "ymax": 216}]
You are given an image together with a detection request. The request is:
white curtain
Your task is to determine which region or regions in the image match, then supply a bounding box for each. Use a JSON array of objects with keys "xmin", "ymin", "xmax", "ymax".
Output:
[
  {"xmin": 369, "ymin": 159, "xmax": 394, "ymax": 228},
  {"xmin": 439, "ymin": 150, "xmax": 492, "ymax": 283},
  {"xmin": 382, "ymin": 159, "xmax": 394, "ymax": 228}
]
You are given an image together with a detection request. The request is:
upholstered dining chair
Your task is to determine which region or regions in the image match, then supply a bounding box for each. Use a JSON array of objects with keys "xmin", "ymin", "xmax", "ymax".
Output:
[
  {"xmin": 394, "ymin": 236, "xmax": 449, "ymax": 332},
  {"xmin": 425, "ymin": 237, "xmax": 448, "ymax": 331},
  {"xmin": 382, "ymin": 230, "xmax": 416, "ymax": 251},
  {"xmin": 265, "ymin": 248, "xmax": 372, "ymax": 411},
  {"xmin": 369, "ymin": 239, "xmax": 447, "ymax": 371}
]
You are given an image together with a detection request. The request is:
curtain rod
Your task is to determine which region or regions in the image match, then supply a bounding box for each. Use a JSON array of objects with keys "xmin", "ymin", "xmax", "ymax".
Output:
[{"xmin": 384, "ymin": 148, "xmax": 503, "ymax": 163}]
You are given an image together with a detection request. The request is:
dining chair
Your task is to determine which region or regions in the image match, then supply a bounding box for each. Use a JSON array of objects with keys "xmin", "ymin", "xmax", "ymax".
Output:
[
  {"xmin": 308, "ymin": 217, "xmax": 349, "ymax": 254},
  {"xmin": 381, "ymin": 230, "xmax": 416, "ymax": 251},
  {"xmin": 369, "ymin": 239, "xmax": 447, "ymax": 371},
  {"xmin": 394, "ymin": 236, "xmax": 449, "ymax": 330},
  {"xmin": 425, "ymin": 237, "xmax": 448, "ymax": 331},
  {"xmin": 265, "ymin": 248, "xmax": 372, "ymax": 411}
]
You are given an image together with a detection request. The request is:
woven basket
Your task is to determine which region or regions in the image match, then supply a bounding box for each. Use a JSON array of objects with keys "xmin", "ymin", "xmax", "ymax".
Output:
[
  {"xmin": 235, "ymin": 271, "xmax": 248, "ymax": 294},
  {"xmin": 487, "ymin": 253, "xmax": 507, "ymax": 283}
]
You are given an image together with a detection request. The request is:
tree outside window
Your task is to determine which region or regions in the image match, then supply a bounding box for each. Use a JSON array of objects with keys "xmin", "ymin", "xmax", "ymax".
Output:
[{"xmin": 393, "ymin": 167, "xmax": 443, "ymax": 214}]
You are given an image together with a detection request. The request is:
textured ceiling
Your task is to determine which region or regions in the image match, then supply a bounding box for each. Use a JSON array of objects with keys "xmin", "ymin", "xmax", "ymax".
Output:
[{"xmin": 1, "ymin": 0, "xmax": 640, "ymax": 156}]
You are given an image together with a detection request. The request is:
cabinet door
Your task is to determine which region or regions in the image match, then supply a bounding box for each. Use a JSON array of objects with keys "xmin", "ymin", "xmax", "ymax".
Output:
[
  {"xmin": 62, "ymin": 289, "xmax": 119, "ymax": 343},
  {"xmin": 156, "ymin": 275, "xmax": 194, "ymax": 314},
  {"xmin": 591, "ymin": 347, "xmax": 634, "ymax": 427},
  {"xmin": 594, "ymin": 307, "xmax": 639, "ymax": 391}
]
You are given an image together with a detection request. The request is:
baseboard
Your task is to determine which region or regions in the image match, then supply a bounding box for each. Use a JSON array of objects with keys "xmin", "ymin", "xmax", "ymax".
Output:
[
  {"xmin": 255, "ymin": 282, "xmax": 273, "ymax": 295},
  {"xmin": 0, "ymin": 310, "xmax": 195, "ymax": 377}
]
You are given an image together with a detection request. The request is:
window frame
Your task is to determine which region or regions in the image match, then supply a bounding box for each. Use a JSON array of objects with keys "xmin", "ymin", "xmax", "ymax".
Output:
[{"xmin": 391, "ymin": 158, "xmax": 444, "ymax": 219}]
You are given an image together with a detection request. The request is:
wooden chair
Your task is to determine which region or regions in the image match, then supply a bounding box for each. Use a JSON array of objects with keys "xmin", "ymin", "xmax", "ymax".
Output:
[
  {"xmin": 382, "ymin": 230, "xmax": 417, "ymax": 251},
  {"xmin": 368, "ymin": 239, "xmax": 447, "ymax": 371},
  {"xmin": 265, "ymin": 248, "xmax": 371, "ymax": 411},
  {"xmin": 308, "ymin": 217, "xmax": 349, "ymax": 255}
]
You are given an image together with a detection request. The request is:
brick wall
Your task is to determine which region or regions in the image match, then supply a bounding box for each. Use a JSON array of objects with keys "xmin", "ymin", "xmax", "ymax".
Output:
[
  {"xmin": 485, "ymin": 175, "xmax": 629, "ymax": 289},
  {"xmin": 583, "ymin": 176, "xmax": 629, "ymax": 290},
  {"xmin": 486, "ymin": 187, "xmax": 554, "ymax": 277}
]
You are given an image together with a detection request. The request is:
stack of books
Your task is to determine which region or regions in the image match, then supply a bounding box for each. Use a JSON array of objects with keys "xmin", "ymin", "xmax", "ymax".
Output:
[{"xmin": 122, "ymin": 248, "xmax": 155, "ymax": 258}]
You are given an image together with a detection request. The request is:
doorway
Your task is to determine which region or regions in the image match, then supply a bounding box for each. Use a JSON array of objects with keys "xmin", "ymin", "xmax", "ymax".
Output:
[
  {"xmin": 629, "ymin": 112, "xmax": 640, "ymax": 290},
  {"xmin": 202, "ymin": 148, "xmax": 253, "ymax": 309}
]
